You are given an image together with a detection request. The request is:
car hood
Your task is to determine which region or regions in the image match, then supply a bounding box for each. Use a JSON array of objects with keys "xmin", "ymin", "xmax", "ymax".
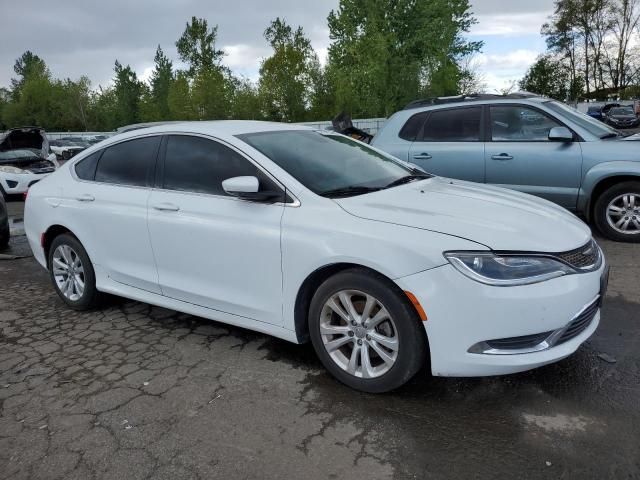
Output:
[
  {"xmin": 335, "ymin": 177, "xmax": 591, "ymax": 252},
  {"xmin": 0, "ymin": 127, "xmax": 49, "ymax": 158},
  {"xmin": 610, "ymin": 115, "xmax": 637, "ymax": 120}
]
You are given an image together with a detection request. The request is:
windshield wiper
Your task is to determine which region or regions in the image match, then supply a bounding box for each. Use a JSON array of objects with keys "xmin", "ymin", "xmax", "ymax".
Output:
[
  {"xmin": 319, "ymin": 185, "xmax": 382, "ymax": 198},
  {"xmin": 384, "ymin": 174, "xmax": 430, "ymax": 189}
]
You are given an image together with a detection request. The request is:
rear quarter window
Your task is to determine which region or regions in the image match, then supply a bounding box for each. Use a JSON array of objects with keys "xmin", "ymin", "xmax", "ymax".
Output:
[
  {"xmin": 74, "ymin": 151, "xmax": 101, "ymax": 181},
  {"xmin": 398, "ymin": 112, "xmax": 428, "ymax": 141}
]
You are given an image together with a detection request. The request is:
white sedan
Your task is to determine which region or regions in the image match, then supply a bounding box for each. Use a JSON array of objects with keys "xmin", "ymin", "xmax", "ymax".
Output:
[{"xmin": 24, "ymin": 121, "xmax": 608, "ymax": 392}]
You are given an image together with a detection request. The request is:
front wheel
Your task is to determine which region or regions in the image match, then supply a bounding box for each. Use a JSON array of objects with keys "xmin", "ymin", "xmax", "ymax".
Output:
[
  {"xmin": 48, "ymin": 233, "xmax": 101, "ymax": 310},
  {"xmin": 594, "ymin": 181, "xmax": 640, "ymax": 242},
  {"xmin": 308, "ymin": 268, "xmax": 428, "ymax": 393}
]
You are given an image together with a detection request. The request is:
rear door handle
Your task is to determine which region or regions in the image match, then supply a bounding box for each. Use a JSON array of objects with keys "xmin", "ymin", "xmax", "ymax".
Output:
[
  {"xmin": 491, "ymin": 153, "xmax": 514, "ymax": 161},
  {"xmin": 152, "ymin": 202, "xmax": 180, "ymax": 212},
  {"xmin": 413, "ymin": 153, "xmax": 432, "ymax": 160},
  {"xmin": 75, "ymin": 194, "xmax": 95, "ymax": 202}
]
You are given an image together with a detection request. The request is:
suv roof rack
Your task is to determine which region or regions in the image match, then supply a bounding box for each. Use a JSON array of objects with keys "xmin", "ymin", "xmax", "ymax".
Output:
[{"xmin": 403, "ymin": 92, "xmax": 540, "ymax": 110}]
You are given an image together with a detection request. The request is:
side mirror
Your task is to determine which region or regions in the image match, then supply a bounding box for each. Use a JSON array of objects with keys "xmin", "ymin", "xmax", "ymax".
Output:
[
  {"xmin": 548, "ymin": 126, "xmax": 573, "ymax": 142},
  {"xmin": 222, "ymin": 176, "xmax": 282, "ymax": 202}
]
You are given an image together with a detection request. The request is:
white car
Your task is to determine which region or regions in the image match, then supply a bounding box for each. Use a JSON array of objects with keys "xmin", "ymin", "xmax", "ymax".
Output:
[
  {"xmin": 0, "ymin": 149, "xmax": 57, "ymax": 198},
  {"xmin": 24, "ymin": 121, "xmax": 608, "ymax": 392}
]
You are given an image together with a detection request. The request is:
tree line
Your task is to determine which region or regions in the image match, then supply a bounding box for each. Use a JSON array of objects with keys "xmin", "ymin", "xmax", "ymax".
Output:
[
  {"xmin": 520, "ymin": 0, "xmax": 640, "ymax": 100},
  {"xmin": 0, "ymin": 0, "xmax": 481, "ymax": 132}
]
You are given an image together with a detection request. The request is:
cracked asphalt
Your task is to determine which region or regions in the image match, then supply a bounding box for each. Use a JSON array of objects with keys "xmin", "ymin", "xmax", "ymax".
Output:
[{"xmin": 1, "ymin": 204, "xmax": 639, "ymax": 479}]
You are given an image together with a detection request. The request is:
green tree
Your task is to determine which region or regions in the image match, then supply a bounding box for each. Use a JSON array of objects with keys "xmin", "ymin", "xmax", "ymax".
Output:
[
  {"xmin": 112, "ymin": 60, "xmax": 143, "ymax": 127},
  {"xmin": 176, "ymin": 17, "xmax": 225, "ymax": 76},
  {"xmin": 10, "ymin": 51, "xmax": 49, "ymax": 100},
  {"xmin": 258, "ymin": 18, "xmax": 319, "ymax": 122},
  {"xmin": 149, "ymin": 45, "xmax": 174, "ymax": 120},
  {"xmin": 520, "ymin": 55, "xmax": 573, "ymax": 99},
  {"xmin": 230, "ymin": 77, "xmax": 262, "ymax": 120},
  {"xmin": 167, "ymin": 71, "xmax": 196, "ymax": 120},
  {"xmin": 326, "ymin": 0, "xmax": 481, "ymax": 117}
]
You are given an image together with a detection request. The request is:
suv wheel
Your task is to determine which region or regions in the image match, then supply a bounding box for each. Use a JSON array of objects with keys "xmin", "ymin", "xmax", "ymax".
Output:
[
  {"xmin": 594, "ymin": 181, "xmax": 640, "ymax": 242},
  {"xmin": 48, "ymin": 234, "xmax": 101, "ymax": 310},
  {"xmin": 308, "ymin": 268, "xmax": 428, "ymax": 393}
]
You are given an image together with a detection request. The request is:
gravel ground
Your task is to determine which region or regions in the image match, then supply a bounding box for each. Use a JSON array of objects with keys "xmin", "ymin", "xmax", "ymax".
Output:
[{"xmin": 0, "ymin": 210, "xmax": 639, "ymax": 479}]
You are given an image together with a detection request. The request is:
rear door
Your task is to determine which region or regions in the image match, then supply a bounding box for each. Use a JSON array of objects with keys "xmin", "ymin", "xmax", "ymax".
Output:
[
  {"xmin": 66, "ymin": 135, "xmax": 162, "ymax": 293},
  {"xmin": 408, "ymin": 106, "xmax": 485, "ymax": 182},
  {"xmin": 484, "ymin": 104, "xmax": 582, "ymax": 209},
  {"xmin": 147, "ymin": 134, "xmax": 286, "ymax": 325}
]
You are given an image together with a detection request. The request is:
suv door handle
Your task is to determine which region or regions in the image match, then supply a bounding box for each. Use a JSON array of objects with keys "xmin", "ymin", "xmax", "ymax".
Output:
[
  {"xmin": 491, "ymin": 153, "xmax": 514, "ymax": 161},
  {"xmin": 413, "ymin": 153, "xmax": 432, "ymax": 160},
  {"xmin": 152, "ymin": 202, "xmax": 180, "ymax": 212},
  {"xmin": 75, "ymin": 194, "xmax": 95, "ymax": 202}
]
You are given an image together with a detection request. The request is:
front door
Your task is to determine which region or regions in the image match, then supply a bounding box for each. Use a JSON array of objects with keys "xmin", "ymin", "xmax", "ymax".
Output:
[
  {"xmin": 408, "ymin": 106, "xmax": 485, "ymax": 182},
  {"xmin": 484, "ymin": 104, "xmax": 582, "ymax": 209},
  {"xmin": 147, "ymin": 134, "xmax": 286, "ymax": 325}
]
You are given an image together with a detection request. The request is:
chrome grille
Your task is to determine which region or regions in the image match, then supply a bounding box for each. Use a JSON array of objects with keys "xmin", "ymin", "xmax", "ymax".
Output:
[
  {"xmin": 556, "ymin": 297, "xmax": 600, "ymax": 345},
  {"xmin": 556, "ymin": 240, "xmax": 600, "ymax": 270}
]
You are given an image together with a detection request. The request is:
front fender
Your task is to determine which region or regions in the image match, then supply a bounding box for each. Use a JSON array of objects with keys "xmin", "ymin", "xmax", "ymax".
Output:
[{"xmin": 579, "ymin": 161, "xmax": 640, "ymax": 214}]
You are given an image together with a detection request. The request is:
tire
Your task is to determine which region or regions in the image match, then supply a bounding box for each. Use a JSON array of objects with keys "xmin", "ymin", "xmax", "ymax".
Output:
[
  {"xmin": 593, "ymin": 181, "xmax": 640, "ymax": 242},
  {"xmin": 48, "ymin": 233, "xmax": 101, "ymax": 310},
  {"xmin": 0, "ymin": 223, "xmax": 9, "ymax": 250},
  {"xmin": 308, "ymin": 268, "xmax": 428, "ymax": 393}
]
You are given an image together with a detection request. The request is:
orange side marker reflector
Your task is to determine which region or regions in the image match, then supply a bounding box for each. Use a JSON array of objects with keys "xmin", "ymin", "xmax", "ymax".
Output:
[{"xmin": 404, "ymin": 291, "xmax": 427, "ymax": 322}]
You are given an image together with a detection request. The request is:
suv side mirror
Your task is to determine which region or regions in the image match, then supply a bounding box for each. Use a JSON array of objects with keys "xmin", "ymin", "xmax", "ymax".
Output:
[
  {"xmin": 548, "ymin": 126, "xmax": 573, "ymax": 142},
  {"xmin": 222, "ymin": 176, "xmax": 282, "ymax": 202}
]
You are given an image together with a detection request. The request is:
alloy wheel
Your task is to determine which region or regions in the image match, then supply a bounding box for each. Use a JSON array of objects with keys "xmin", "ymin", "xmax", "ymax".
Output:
[
  {"xmin": 606, "ymin": 193, "xmax": 640, "ymax": 235},
  {"xmin": 52, "ymin": 244, "xmax": 85, "ymax": 301},
  {"xmin": 320, "ymin": 289, "xmax": 399, "ymax": 379}
]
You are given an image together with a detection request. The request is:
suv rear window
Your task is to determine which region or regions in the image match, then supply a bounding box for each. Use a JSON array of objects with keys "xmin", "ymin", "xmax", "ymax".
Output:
[
  {"xmin": 418, "ymin": 107, "xmax": 481, "ymax": 142},
  {"xmin": 94, "ymin": 136, "xmax": 160, "ymax": 187}
]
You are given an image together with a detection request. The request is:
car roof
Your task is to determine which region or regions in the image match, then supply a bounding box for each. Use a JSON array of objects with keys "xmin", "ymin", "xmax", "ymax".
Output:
[
  {"xmin": 112, "ymin": 120, "xmax": 313, "ymax": 141},
  {"xmin": 402, "ymin": 92, "xmax": 546, "ymax": 110}
]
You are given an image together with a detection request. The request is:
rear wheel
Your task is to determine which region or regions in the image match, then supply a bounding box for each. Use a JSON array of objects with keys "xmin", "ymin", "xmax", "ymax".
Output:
[
  {"xmin": 594, "ymin": 181, "xmax": 640, "ymax": 242},
  {"xmin": 48, "ymin": 234, "xmax": 101, "ymax": 310},
  {"xmin": 309, "ymin": 268, "xmax": 428, "ymax": 393}
]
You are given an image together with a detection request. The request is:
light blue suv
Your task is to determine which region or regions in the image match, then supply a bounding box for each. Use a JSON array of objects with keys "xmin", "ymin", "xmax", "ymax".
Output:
[{"xmin": 372, "ymin": 93, "xmax": 640, "ymax": 242}]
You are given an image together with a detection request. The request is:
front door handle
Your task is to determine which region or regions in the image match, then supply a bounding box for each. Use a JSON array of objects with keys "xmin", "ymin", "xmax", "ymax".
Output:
[
  {"xmin": 75, "ymin": 194, "xmax": 95, "ymax": 202},
  {"xmin": 491, "ymin": 153, "xmax": 514, "ymax": 161},
  {"xmin": 152, "ymin": 202, "xmax": 180, "ymax": 212},
  {"xmin": 413, "ymin": 153, "xmax": 433, "ymax": 160}
]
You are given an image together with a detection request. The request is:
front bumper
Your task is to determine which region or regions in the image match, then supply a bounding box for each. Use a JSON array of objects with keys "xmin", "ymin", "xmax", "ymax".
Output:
[
  {"xmin": 395, "ymin": 260, "xmax": 606, "ymax": 377},
  {"xmin": 0, "ymin": 172, "xmax": 50, "ymax": 195}
]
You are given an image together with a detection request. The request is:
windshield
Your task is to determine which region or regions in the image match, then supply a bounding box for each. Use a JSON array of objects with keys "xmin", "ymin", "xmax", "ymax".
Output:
[
  {"xmin": 0, "ymin": 149, "xmax": 39, "ymax": 160},
  {"xmin": 610, "ymin": 107, "xmax": 635, "ymax": 115},
  {"xmin": 238, "ymin": 130, "xmax": 423, "ymax": 196},
  {"xmin": 544, "ymin": 101, "xmax": 620, "ymax": 138}
]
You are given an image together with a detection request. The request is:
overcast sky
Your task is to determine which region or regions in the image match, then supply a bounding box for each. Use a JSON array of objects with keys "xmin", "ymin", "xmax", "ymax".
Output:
[{"xmin": 0, "ymin": 0, "xmax": 555, "ymax": 94}]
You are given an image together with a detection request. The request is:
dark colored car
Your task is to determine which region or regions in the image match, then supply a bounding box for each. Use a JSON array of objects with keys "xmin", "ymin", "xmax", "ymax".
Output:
[
  {"xmin": 0, "ymin": 194, "xmax": 9, "ymax": 250},
  {"xmin": 587, "ymin": 105, "xmax": 603, "ymax": 121},
  {"xmin": 604, "ymin": 106, "xmax": 640, "ymax": 129}
]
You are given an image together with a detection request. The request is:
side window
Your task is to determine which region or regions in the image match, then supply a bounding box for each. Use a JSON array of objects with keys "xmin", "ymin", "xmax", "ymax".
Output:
[
  {"xmin": 419, "ymin": 107, "xmax": 481, "ymax": 142},
  {"xmin": 398, "ymin": 112, "xmax": 428, "ymax": 141},
  {"xmin": 490, "ymin": 106, "xmax": 562, "ymax": 141},
  {"xmin": 95, "ymin": 136, "xmax": 160, "ymax": 187},
  {"xmin": 163, "ymin": 135, "xmax": 281, "ymax": 198},
  {"xmin": 74, "ymin": 151, "xmax": 101, "ymax": 181}
]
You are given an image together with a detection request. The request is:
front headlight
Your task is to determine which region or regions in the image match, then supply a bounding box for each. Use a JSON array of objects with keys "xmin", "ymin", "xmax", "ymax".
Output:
[
  {"xmin": 0, "ymin": 165, "xmax": 28, "ymax": 174},
  {"xmin": 444, "ymin": 252, "xmax": 575, "ymax": 286}
]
